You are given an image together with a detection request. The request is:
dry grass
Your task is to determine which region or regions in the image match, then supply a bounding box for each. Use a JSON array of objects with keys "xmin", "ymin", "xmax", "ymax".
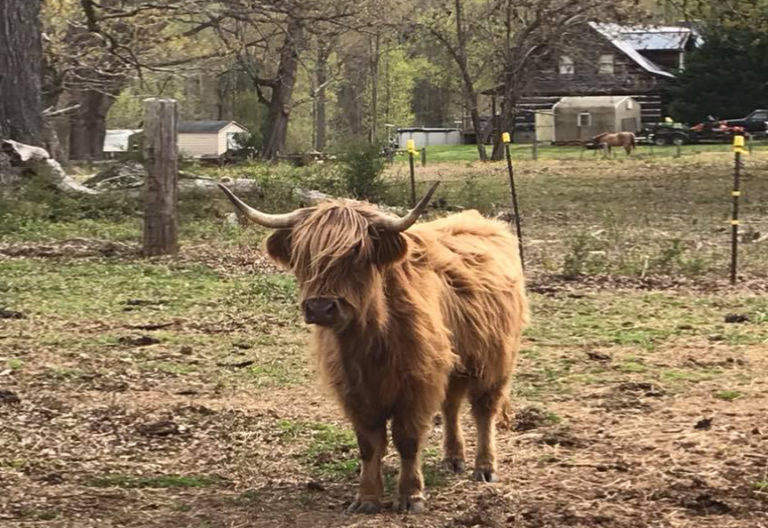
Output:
[
  {"xmin": 2, "ymin": 154, "xmax": 768, "ymax": 527},
  {"xmin": 2, "ymin": 243, "xmax": 767, "ymax": 527}
]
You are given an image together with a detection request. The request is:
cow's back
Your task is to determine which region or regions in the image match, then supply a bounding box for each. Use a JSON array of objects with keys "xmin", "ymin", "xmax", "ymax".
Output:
[{"xmin": 406, "ymin": 210, "xmax": 529, "ymax": 383}]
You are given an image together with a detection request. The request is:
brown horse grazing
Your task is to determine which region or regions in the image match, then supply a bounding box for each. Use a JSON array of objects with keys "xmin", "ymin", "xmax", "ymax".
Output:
[
  {"xmin": 592, "ymin": 131, "xmax": 636, "ymax": 156},
  {"xmin": 218, "ymin": 183, "xmax": 528, "ymax": 514}
]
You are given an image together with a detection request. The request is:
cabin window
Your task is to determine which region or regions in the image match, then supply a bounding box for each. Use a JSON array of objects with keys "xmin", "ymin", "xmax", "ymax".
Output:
[
  {"xmin": 626, "ymin": 99, "xmax": 634, "ymax": 110},
  {"xmin": 598, "ymin": 54, "xmax": 614, "ymax": 75},
  {"xmin": 559, "ymin": 55, "xmax": 574, "ymax": 75},
  {"xmin": 577, "ymin": 112, "xmax": 591, "ymax": 127}
]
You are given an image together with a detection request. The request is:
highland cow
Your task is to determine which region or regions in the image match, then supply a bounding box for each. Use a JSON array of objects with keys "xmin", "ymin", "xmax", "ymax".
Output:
[{"xmin": 219, "ymin": 182, "xmax": 528, "ymax": 514}]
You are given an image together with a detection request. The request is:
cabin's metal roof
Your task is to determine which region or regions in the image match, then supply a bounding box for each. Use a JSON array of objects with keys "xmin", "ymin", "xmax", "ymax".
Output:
[
  {"xmin": 619, "ymin": 28, "xmax": 694, "ymax": 51},
  {"xmin": 590, "ymin": 23, "xmax": 683, "ymax": 78}
]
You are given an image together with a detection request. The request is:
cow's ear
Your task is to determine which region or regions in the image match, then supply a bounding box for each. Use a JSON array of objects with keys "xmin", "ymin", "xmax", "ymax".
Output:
[
  {"xmin": 373, "ymin": 232, "xmax": 407, "ymax": 267},
  {"xmin": 265, "ymin": 229, "xmax": 292, "ymax": 267}
]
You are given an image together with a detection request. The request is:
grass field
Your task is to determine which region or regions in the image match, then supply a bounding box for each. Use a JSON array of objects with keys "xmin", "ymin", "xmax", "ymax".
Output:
[
  {"xmin": 392, "ymin": 141, "xmax": 768, "ymax": 163},
  {"xmin": 1, "ymin": 153, "xmax": 767, "ymax": 527}
]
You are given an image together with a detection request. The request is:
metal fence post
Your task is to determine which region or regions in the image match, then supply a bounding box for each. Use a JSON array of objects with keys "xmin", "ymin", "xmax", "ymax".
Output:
[
  {"xmin": 730, "ymin": 135, "xmax": 746, "ymax": 284},
  {"xmin": 502, "ymin": 132, "xmax": 524, "ymax": 268},
  {"xmin": 407, "ymin": 139, "xmax": 416, "ymax": 207}
]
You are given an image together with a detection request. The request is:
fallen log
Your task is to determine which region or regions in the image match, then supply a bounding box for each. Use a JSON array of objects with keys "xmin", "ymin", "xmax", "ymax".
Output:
[
  {"xmin": 0, "ymin": 140, "xmax": 263, "ymax": 197},
  {"xmin": 2, "ymin": 139, "xmax": 99, "ymax": 194}
]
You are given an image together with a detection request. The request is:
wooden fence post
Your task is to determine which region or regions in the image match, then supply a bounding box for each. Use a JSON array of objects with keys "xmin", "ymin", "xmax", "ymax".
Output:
[{"xmin": 142, "ymin": 98, "xmax": 179, "ymax": 256}]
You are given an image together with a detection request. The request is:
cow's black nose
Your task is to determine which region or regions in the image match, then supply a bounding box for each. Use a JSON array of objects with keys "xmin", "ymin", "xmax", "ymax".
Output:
[{"xmin": 303, "ymin": 297, "xmax": 338, "ymax": 325}]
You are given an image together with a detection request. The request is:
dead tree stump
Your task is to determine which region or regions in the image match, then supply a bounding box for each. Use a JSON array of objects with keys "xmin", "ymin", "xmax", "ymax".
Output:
[{"xmin": 142, "ymin": 98, "xmax": 179, "ymax": 256}]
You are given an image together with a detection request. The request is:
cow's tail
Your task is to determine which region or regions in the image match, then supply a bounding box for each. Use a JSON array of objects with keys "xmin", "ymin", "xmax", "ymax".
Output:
[{"xmin": 630, "ymin": 133, "xmax": 636, "ymax": 151}]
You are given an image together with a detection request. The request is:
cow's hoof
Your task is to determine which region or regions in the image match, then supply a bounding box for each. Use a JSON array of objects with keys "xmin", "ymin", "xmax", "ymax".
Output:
[
  {"xmin": 443, "ymin": 457, "xmax": 466, "ymax": 474},
  {"xmin": 397, "ymin": 495, "xmax": 426, "ymax": 514},
  {"xmin": 473, "ymin": 468, "xmax": 498, "ymax": 483},
  {"xmin": 346, "ymin": 499, "xmax": 381, "ymax": 514}
]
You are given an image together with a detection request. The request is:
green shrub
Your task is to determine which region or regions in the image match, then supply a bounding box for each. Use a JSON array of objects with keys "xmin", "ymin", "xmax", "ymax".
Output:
[
  {"xmin": 340, "ymin": 142, "xmax": 385, "ymax": 201},
  {"xmin": 0, "ymin": 176, "xmax": 141, "ymax": 237}
]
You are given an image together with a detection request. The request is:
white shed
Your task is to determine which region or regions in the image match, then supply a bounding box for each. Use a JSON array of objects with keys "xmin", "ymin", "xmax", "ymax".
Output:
[
  {"xmin": 552, "ymin": 96, "xmax": 641, "ymax": 143},
  {"xmin": 178, "ymin": 121, "xmax": 248, "ymax": 158},
  {"xmin": 103, "ymin": 129, "xmax": 140, "ymax": 158},
  {"xmin": 396, "ymin": 127, "xmax": 462, "ymax": 149},
  {"xmin": 534, "ymin": 111, "xmax": 554, "ymax": 143}
]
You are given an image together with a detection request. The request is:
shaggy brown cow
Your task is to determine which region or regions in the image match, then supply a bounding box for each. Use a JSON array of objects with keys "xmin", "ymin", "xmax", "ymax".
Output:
[{"xmin": 218, "ymin": 183, "xmax": 528, "ymax": 514}]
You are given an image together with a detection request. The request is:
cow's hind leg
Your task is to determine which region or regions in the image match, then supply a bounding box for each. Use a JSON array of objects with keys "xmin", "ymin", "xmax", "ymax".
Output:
[
  {"xmin": 392, "ymin": 414, "xmax": 429, "ymax": 513},
  {"xmin": 347, "ymin": 424, "xmax": 387, "ymax": 514},
  {"xmin": 469, "ymin": 381, "xmax": 507, "ymax": 482},
  {"xmin": 442, "ymin": 374, "xmax": 469, "ymax": 473}
]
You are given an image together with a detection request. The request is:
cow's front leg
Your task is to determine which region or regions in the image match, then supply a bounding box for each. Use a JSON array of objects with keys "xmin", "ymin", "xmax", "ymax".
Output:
[
  {"xmin": 346, "ymin": 424, "xmax": 386, "ymax": 514},
  {"xmin": 392, "ymin": 416, "xmax": 428, "ymax": 513}
]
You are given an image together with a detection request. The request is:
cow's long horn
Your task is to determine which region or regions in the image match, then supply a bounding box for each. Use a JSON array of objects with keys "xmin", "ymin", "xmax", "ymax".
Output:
[
  {"xmin": 217, "ymin": 183, "xmax": 304, "ymax": 229},
  {"xmin": 372, "ymin": 181, "xmax": 440, "ymax": 232}
]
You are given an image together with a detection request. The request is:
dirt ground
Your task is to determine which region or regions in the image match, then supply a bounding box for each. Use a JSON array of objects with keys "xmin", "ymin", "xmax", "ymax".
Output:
[{"xmin": 1, "ymin": 240, "xmax": 767, "ymax": 528}]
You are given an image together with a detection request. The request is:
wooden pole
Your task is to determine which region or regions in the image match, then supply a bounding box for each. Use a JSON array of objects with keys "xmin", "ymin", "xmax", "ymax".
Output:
[
  {"xmin": 421, "ymin": 147, "xmax": 426, "ymax": 167},
  {"xmin": 142, "ymin": 98, "xmax": 179, "ymax": 256},
  {"xmin": 503, "ymin": 136, "xmax": 524, "ymax": 268},
  {"xmin": 730, "ymin": 136, "xmax": 744, "ymax": 285}
]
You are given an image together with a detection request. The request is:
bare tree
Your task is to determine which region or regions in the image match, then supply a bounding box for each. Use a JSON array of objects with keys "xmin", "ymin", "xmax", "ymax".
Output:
[
  {"xmin": 420, "ymin": 0, "xmax": 493, "ymax": 160},
  {"xmin": 421, "ymin": 0, "xmax": 642, "ymax": 160},
  {"xmin": 313, "ymin": 41, "xmax": 333, "ymax": 151},
  {"xmin": 212, "ymin": 0, "xmax": 369, "ymax": 158},
  {"xmin": 484, "ymin": 0, "xmax": 642, "ymax": 159},
  {"xmin": 43, "ymin": 0, "xmax": 227, "ymax": 160}
]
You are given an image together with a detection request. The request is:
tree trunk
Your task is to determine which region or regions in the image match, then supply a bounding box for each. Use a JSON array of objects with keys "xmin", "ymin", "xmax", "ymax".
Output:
[
  {"xmin": 315, "ymin": 43, "xmax": 330, "ymax": 152},
  {"xmin": 261, "ymin": 18, "xmax": 303, "ymax": 160},
  {"xmin": 69, "ymin": 89, "xmax": 119, "ymax": 161},
  {"xmin": 453, "ymin": 0, "xmax": 486, "ymax": 161},
  {"xmin": 142, "ymin": 98, "xmax": 179, "ymax": 257},
  {"xmin": 492, "ymin": 88, "xmax": 517, "ymax": 161},
  {"xmin": 369, "ymin": 33, "xmax": 380, "ymax": 144},
  {"xmin": 0, "ymin": 0, "xmax": 42, "ymax": 145},
  {"xmin": 467, "ymin": 95, "xmax": 487, "ymax": 161}
]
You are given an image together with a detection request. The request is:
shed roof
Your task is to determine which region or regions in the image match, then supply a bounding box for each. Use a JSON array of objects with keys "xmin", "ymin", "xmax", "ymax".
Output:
[
  {"xmin": 178, "ymin": 120, "xmax": 247, "ymax": 134},
  {"xmin": 555, "ymin": 96, "xmax": 635, "ymax": 109},
  {"xmin": 397, "ymin": 127, "xmax": 460, "ymax": 133}
]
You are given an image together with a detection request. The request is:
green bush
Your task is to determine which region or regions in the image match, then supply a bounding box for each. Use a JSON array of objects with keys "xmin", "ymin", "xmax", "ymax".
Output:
[
  {"xmin": 0, "ymin": 176, "xmax": 141, "ymax": 237},
  {"xmin": 230, "ymin": 132, "xmax": 261, "ymax": 159},
  {"xmin": 340, "ymin": 143, "xmax": 385, "ymax": 201}
]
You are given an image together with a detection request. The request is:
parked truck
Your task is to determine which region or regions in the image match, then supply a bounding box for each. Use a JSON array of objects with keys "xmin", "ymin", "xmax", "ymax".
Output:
[{"xmin": 637, "ymin": 109, "xmax": 768, "ymax": 146}]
